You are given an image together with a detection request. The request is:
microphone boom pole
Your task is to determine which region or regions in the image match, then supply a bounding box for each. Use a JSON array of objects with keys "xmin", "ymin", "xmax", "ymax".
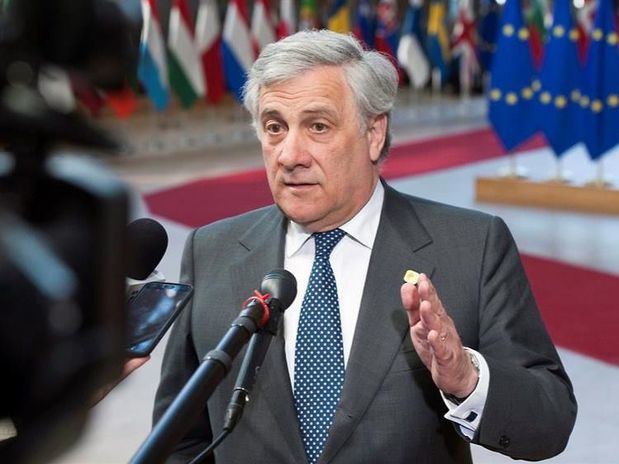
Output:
[
  {"xmin": 129, "ymin": 298, "xmax": 265, "ymax": 464},
  {"xmin": 130, "ymin": 269, "xmax": 297, "ymax": 464}
]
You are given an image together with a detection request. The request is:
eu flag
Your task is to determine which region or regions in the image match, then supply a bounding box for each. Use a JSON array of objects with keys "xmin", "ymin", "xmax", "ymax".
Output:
[
  {"xmin": 536, "ymin": 0, "xmax": 582, "ymax": 157},
  {"xmin": 488, "ymin": 0, "xmax": 537, "ymax": 151},
  {"xmin": 580, "ymin": 0, "xmax": 619, "ymax": 160}
]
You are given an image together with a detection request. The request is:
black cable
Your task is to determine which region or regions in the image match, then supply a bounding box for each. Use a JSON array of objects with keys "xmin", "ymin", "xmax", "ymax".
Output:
[{"xmin": 187, "ymin": 430, "xmax": 230, "ymax": 464}]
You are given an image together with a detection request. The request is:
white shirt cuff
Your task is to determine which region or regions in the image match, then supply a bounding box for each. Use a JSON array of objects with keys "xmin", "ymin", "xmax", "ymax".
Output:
[{"xmin": 440, "ymin": 348, "xmax": 489, "ymax": 440}]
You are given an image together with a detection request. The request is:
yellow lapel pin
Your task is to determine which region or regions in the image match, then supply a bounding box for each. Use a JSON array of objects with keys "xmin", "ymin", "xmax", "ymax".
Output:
[{"xmin": 403, "ymin": 270, "xmax": 420, "ymax": 285}]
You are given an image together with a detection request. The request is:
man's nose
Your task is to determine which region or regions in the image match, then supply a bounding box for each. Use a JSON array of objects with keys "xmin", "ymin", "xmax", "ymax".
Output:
[{"xmin": 277, "ymin": 129, "xmax": 311, "ymax": 169}]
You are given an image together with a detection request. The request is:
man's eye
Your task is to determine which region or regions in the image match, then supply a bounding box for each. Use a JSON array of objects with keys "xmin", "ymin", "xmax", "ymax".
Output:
[
  {"xmin": 311, "ymin": 123, "xmax": 328, "ymax": 133},
  {"xmin": 265, "ymin": 122, "xmax": 283, "ymax": 134}
]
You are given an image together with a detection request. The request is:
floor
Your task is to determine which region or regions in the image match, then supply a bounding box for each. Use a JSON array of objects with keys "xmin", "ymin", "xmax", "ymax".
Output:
[{"xmin": 43, "ymin": 93, "xmax": 619, "ymax": 463}]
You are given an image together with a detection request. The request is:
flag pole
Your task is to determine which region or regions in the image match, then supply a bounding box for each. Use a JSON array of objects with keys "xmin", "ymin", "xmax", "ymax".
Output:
[{"xmin": 431, "ymin": 68, "xmax": 441, "ymax": 97}]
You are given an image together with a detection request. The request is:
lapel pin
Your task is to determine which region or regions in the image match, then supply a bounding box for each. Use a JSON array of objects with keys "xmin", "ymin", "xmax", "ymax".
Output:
[{"xmin": 403, "ymin": 269, "xmax": 420, "ymax": 285}]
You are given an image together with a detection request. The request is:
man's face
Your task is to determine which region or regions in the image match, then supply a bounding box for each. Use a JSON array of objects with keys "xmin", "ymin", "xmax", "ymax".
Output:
[{"xmin": 257, "ymin": 66, "xmax": 387, "ymax": 232}]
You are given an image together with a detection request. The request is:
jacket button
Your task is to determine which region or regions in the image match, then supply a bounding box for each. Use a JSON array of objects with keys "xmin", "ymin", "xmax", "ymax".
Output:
[{"xmin": 498, "ymin": 435, "xmax": 511, "ymax": 448}]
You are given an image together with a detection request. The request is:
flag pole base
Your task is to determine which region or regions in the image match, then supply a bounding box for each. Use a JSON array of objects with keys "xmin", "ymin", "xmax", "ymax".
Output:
[{"xmin": 475, "ymin": 176, "xmax": 619, "ymax": 216}]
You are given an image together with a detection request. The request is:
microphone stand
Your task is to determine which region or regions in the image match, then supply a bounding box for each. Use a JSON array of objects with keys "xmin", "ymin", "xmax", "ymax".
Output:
[
  {"xmin": 131, "ymin": 269, "xmax": 296, "ymax": 464},
  {"xmin": 188, "ymin": 297, "xmax": 285, "ymax": 464},
  {"xmin": 129, "ymin": 298, "xmax": 266, "ymax": 464}
]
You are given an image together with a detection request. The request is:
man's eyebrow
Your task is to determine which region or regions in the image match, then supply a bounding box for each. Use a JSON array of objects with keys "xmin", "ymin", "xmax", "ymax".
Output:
[
  {"xmin": 260, "ymin": 109, "xmax": 281, "ymax": 120},
  {"xmin": 259, "ymin": 107, "xmax": 338, "ymax": 121}
]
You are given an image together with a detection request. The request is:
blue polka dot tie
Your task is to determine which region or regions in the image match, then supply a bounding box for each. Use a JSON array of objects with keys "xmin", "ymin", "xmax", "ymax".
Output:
[{"xmin": 294, "ymin": 229, "xmax": 346, "ymax": 464}]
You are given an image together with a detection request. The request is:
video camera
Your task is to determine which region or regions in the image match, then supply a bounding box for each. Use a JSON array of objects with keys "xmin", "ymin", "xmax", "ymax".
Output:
[{"xmin": 0, "ymin": 1, "xmax": 136, "ymax": 462}]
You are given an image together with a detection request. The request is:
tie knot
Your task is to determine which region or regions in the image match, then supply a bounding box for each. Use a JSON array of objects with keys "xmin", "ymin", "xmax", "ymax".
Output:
[{"xmin": 313, "ymin": 229, "xmax": 345, "ymax": 258}]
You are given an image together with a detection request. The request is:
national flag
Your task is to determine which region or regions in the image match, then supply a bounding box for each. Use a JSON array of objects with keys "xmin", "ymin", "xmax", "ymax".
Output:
[
  {"xmin": 168, "ymin": 0, "xmax": 205, "ymax": 108},
  {"xmin": 138, "ymin": 0, "xmax": 169, "ymax": 111},
  {"xmin": 397, "ymin": 0, "xmax": 430, "ymax": 89},
  {"xmin": 375, "ymin": 0, "xmax": 400, "ymax": 73},
  {"xmin": 478, "ymin": 0, "xmax": 500, "ymax": 72},
  {"xmin": 277, "ymin": 0, "xmax": 296, "ymax": 38},
  {"xmin": 575, "ymin": 0, "xmax": 597, "ymax": 63},
  {"xmin": 580, "ymin": 0, "xmax": 619, "ymax": 160},
  {"xmin": 451, "ymin": 0, "xmax": 479, "ymax": 94},
  {"xmin": 327, "ymin": 0, "xmax": 351, "ymax": 33},
  {"xmin": 299, "ymin": 0, "xmax": 319, "ymax": 31},
  {"xmin": 353, "ymin": 0, "xmax": 375, "ymax": 48},
  {"xmin": 536, "ymin": 0, "xmax": 582, "ymax": 157},
  {"xmin": 525, "ymin": 0, "xmax": 547, "ymax": 69},
  {"xmin": 487, "ymin": 0, "xmax": 537, "ymax": 151},
  {"xmin": 196, "ymin": 0, "xmax": 226, "ymax": 104},
  {"xmin": 222, "ymin": 0, "xmax": 254, "ymax": 102},
  {"xmin": 251, "ymin": 0, "xmax": 277, "ymax": 52},
  {"xmin": 426, "ymin": 0, "xmax": 451, "ymax": 82}
]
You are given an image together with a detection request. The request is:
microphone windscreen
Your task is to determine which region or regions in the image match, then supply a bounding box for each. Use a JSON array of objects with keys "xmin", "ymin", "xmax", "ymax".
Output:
[
  {"xmin": 126, "ymin": 218, "xmax": 168, "ymax": 280},
  {"xmin": 261, "ymin": 269, "xmax": 297, "ymax": 310}
]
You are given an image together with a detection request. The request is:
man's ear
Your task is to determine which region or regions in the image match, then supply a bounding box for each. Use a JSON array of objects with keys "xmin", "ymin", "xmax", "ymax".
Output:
[{"xmin": 367, "ymin": 113, "xmax": 388, "ymax": 163}]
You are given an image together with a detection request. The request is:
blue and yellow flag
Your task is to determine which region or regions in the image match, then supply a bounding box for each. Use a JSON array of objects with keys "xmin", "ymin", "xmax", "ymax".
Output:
[
  {"xmin": 536, "ymin": 0, "xmax": 582, "ymax": 157},
  {"xmin": 327, "ymin": 0, "xmax": 351, "ymax": 33},
  {"xmin": 580, "ymin": 0, "xmax": 619, "ymax": 160},
  {"xmin": 426, "ymin": 0, "xmax": 451, "ymax": 81},
  {"xmin": 487, "ymin": 0, "xmax": 537, "ymax": 151}
]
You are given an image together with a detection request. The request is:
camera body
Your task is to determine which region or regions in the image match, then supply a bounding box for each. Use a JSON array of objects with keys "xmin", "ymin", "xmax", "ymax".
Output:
[{"xmin": 0, "ymin": 0, "xmax": 135, "ymax": 461}]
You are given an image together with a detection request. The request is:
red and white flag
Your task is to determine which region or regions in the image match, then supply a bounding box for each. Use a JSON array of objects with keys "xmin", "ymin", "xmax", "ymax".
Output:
[
  {"xmin": 452, "ymin": 0, "xmax": 479, "ymax": 94},
  {"xmin": 277, "ymin": 0, "xmax": 297, "ymax": 38},
  {"xmin": 251, "ymin": 0, "xmax": 277, "ymax": 53},
  {"xmin": 196, "ymin": 0, "xmax": 226, "ymax": 104},
  {"xmin": 575, "ymin": 0, "xmax": 597, "ymax": 63}
]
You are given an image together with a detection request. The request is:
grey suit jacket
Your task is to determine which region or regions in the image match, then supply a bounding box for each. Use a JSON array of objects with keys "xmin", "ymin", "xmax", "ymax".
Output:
[{"xmin": 154, "ymin": 182, "xmax": 576, "ymax": 463}]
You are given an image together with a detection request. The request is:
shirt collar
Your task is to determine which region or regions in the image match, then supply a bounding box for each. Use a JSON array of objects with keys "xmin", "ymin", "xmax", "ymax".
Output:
[{"xmin": 285, "ymin": 182, "xmax": 385, "ymax": 257}]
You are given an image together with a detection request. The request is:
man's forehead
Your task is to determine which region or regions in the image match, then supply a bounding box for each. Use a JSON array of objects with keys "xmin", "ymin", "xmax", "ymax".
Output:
[{"xmin": 257, "ymin": 68, "xmax": 350, "ymax": 117}]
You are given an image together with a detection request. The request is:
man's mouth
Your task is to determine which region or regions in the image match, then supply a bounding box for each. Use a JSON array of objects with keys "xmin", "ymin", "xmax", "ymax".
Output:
[{"xmin": 283, "ymin": 181, "xmax": 317, "ymax": 188}]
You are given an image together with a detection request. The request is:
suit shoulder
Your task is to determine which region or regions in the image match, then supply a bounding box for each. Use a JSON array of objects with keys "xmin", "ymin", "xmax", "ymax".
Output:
[
  {"xmin": 398, "ymin": 190, "xmax": 495, "ymax": 226},
  {"xmin": 192, "ymin": 205, "xmax": 278, "ymax": 241}
]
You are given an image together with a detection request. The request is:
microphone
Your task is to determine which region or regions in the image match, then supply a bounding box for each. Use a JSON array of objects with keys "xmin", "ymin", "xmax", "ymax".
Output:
[
  {"xmin": 130, "ymin": 270, "xmax": 297, "ymax": 464},
  {"xmin": 223, "ymin": 270, "xmax": 297, "ymax": 432},
  {"xmin": 126, "ymin": 218, "xmax": 168, "ymax": 280},
  {"xmin": 126, "ymin": 218, "xmax": 168, "ymax": 300}
]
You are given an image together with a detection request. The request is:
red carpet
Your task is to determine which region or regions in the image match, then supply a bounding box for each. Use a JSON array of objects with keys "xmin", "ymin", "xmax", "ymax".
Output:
[
  {"xmin": 145, "ymin": 128, "xmax": 545, "ymax": 227},
  {"xmin": 522, "ymin": 255, "xmax": 618, "ymax": 366},
  {"xmin": 144, "ymin": 128, "xmax": 618, "ymax": 365}
]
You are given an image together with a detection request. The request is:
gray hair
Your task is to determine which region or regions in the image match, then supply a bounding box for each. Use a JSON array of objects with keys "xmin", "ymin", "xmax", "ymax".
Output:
[{"xmin": 242, "ymin": 29, "xmax": 398, "ymax": 162}]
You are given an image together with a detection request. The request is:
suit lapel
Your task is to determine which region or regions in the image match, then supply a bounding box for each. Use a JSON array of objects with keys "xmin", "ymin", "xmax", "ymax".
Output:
[
  {"xmin": 230, "ymin": 207, "xmax": 308, "ymax": 463},
  {"xmin": 321, "ymin": 184, "xmax": 436, "ymax": 463}
]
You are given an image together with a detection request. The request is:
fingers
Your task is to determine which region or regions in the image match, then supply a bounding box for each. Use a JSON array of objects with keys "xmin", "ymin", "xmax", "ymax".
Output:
[
  {"xmin": 121, "ymin": 356, "xmax": 150, "ymax": 379},
  {"xmin": 401, "ymin": 282, "xmax": 421, "ymax": 326}
]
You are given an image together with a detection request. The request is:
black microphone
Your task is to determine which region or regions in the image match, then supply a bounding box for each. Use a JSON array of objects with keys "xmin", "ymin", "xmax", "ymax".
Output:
[
  {"xmin": 130, "ymin": 270, "xmax": 297, "ymax": 464},
  {"xmin": 126, "ymin": 218, "xmax": 168, "ymax": 280},
  {"xmin": 223, "ymin": 269, "xmax": 297, "ymax": 432}
]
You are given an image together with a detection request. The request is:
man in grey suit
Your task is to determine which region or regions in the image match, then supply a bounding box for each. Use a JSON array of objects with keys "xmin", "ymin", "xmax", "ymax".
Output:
[{"xmin": 154, "ymin": 30, "xmax": 576, "ymax": 463}]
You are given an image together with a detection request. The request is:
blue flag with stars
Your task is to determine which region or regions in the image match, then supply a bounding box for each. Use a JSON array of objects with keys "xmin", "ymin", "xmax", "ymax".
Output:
[
  {"xmin": 536, "ymin": 0, "xmax": 582, "ymax": 157},
  {"xmin": 580, "ymin": 0, "xmax": 619, "ymax": 160},
  {"xmin": 488, "ymin": 0, "xmax": 537, "ymax": 151}
]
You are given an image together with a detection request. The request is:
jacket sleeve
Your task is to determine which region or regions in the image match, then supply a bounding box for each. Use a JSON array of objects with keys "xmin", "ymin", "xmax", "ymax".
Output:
[
  {"xmin": 152, "ymin": 229, "xmax": 215, "ymax": 464},
  {"xmin": 474, "ymin": 216, "xmax": 577, "ymax": 460}
]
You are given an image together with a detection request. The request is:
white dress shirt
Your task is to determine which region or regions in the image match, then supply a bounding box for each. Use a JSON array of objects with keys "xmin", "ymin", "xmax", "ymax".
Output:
[{"xmin": 283, "ymin": 182, "xmax": 489, "ymax": 438}]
